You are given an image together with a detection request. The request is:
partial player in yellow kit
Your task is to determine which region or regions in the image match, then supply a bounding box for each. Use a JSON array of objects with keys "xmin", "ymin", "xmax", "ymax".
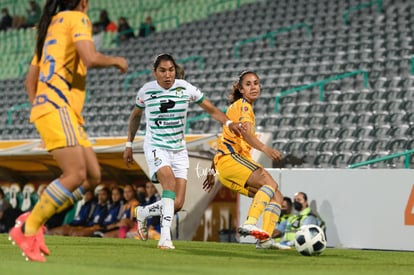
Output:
[{"xmin": 9, "ymin": 0, "xmax": 128, "ymax": 262}]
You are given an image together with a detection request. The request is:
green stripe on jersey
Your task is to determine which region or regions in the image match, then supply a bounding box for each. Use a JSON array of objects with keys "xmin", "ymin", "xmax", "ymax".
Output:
[
  {"xmin": 149, "ymin": 116, "xmax": 185, "ymax": 121},
  {"xmin": 153, "ymin": 136, "xmax": 183, "ymax": 144},
  {"xmin": 150, "ymin": 109, "xmax": 186, "ymax": 115}
]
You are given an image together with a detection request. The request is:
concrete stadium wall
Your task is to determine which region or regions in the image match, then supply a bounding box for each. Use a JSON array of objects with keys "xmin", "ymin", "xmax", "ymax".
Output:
[{"xmin": 239, "ymin": 169, "xmax": 414, "ymax": 251}]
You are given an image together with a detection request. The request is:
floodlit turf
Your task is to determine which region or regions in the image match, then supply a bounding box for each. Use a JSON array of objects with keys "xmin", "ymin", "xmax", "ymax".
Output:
[{"xmin": 1, "ymin": 234, "xmax": 413, "ymax": 275}]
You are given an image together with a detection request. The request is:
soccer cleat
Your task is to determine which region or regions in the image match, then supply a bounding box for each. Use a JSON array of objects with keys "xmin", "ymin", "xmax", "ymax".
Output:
[
  {"xmin": 15, "ymin": 212, "xmax": 50, "ymax": 256},
  {"xmin": 238, "ymin": 224, "xmax": 270, "ymax": 240},
  {"xmin": 256, "ymin": 238, "xmax": 292, "ymax": 250},
  {"xmin": 135, "ymin": 206, "xmax": 148, "ymax": 241},
  {"xmin": 157, "ymin": 239, "xmax": 175, "ymax": 250},
  {"xmin": 9, "ymin": 226, "xmax": 46, "ymax": 262}
]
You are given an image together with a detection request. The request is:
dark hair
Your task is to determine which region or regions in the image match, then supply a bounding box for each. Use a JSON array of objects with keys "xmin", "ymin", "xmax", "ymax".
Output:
[
  {"xmin": 153, "ymin": 53, "xmax": 178, "ymax": 72},
  {"xmin": 229, "ymin": 70, "xmax": 259, "ymax": 104},
  {"xmin": 36, "ymin": 0, "xmax": 81, "ymax": 60},
  {"xmin": 296, "ymin": 191, "xmax": 308, "ymax": 201},
  {"xmin": 283, "ymin": 196, "xmax": 292, "ymax": 207},
  {"xmin": 176, "ymin": 64, "xmax": 185, "ymax": 79},
  {"xmin": 111, "ymin": 186, "xmax": 124, "ymax": 195}
]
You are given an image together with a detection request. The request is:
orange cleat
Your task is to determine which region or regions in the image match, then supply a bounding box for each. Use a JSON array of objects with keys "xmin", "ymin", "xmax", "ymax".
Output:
[
  {"xmin": 9, "ymin": 226, "xmax": 46, "ymax": 262},
  {"xmin": 15, "ymin": 212, "xmax": 50, "ymax": 256}
]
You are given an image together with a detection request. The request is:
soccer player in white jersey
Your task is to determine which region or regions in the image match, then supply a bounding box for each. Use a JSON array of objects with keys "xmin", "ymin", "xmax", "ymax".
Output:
[{"xmin": 123, "ymin": 53, "xmax": 241, "ymax": 249}]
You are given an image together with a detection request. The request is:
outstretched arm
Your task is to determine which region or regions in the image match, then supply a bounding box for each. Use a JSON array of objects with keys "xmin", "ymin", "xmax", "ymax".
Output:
[
  {"xmin": 75, "ymin": 40, "xmax": 128, "ymax": 73},
  {"xmin": 241, "ymin": 121, "xmax": 283, "ymax": 161}
]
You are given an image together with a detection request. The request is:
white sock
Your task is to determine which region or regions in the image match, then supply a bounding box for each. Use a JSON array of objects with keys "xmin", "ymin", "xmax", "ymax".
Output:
[
  {"xmin": 142, "ymin": 200, "xmax": 162, "ymax": 217},
  {"xmin": 160, "ymin": 197, "xmax": 174, "ymax": 241}
]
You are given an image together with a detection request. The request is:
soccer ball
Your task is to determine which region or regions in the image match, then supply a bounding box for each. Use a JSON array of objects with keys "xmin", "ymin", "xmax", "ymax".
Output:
[{"xmin": 294, "ymin": 224, "xmax": 327, "ymax": 256}]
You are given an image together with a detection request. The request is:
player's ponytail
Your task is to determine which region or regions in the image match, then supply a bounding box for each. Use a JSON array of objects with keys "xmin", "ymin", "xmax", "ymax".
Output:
[
  {"xmin": 36, "ymin": 0, "xmax": 82, "ymax": 60},
  {"xmin": 36, "ymin": 0, "xmax": 59, "ymax": 61}
]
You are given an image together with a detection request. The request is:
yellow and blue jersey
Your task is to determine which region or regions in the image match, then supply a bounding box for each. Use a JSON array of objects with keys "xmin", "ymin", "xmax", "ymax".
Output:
[
  {"xmin": 216, "ymin": 98, "xmax": 255, "ymax": 158},
  {"xmin": 30, "ymin": 11, "xmax": 93, "ymax": 125}
]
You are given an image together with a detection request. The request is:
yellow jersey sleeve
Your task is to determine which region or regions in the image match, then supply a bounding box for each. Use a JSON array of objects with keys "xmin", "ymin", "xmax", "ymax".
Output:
[{"xmin": 216, "ymin": 98, "xmax": 256, "ymax": 157}]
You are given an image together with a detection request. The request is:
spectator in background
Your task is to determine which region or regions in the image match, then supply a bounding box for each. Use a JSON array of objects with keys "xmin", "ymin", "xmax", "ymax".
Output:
[
  {"xmin": 92, "ymin": 186, "xmax": 124, "ymax": 237},
  {"xmin": 102, "ymin": 184, "xmax": 139, "ymax": 238},
  {"xmin": 94, "ymin": 9, "xmax": 117, "ymax": 33},
  {"xmin": 0, "ymin": 8, "xmax": 13, "ymax": 31},
  {"xmin": 23, "ymin": 0, "xmax": 41, "ymax": 28},
  {"xmin": 272, "ymin": 196, "xmax": 293, "ymax": 239},
  {"xmin": 138, "ymin": 16, "xmax": 155, "ymax": 37},
  {"xmin": 278, "ymin": 191, "xmax": 325, "ymax": 247},
  {"xmin": 70, "ymin": 187, "xmax": 111, "ymax": 236},
  {"xmin": 92, "ymin": 23, "xmax": 103, "ymax": 50},
  {"xmin": 47, "ymin": 190, "xmax": 96, "ymax": 236},
  {"xmin": 117, "ymin": 17, "xmax": 135, "ymax": 43},
  {"xmin": 0, "ymin": 188, "xmax": 11, "ymax": 232},
  {"xmin": 143, "ymin": 181, "xmax": 161, "ymax": 239}
]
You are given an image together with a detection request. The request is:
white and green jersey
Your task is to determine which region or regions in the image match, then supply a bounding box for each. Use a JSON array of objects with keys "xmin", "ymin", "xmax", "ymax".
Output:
[{"xmin": 136, "ymin": 79, "xmax": 204, "ymax": 150}]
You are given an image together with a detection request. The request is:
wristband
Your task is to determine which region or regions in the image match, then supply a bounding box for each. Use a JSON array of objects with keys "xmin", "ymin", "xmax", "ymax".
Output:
[
  {"xmin": 225, "ymin": 120, "xmax": 232, "ymax": 128},
  {"xmin": 125, "ymin": 141, "xmax": 133, "ymax": 148}
]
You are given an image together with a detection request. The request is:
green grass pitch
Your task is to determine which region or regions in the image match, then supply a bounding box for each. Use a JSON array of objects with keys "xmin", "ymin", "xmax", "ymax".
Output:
[{"xmin": 1, "ymin": 234, "xmax": 413, "ymax": 275}]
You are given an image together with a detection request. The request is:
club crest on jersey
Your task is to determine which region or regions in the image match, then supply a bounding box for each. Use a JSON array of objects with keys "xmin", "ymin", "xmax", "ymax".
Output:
[
  {"xmin": 175, "ymin": 88, "xmax": 183, "ymax": 97},
  {"xmin": 241, "ymin": 106, "xmax": 249, "ymax": 112}
]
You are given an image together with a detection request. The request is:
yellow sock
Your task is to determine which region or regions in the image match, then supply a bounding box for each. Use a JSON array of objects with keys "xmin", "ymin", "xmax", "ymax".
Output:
[
  {"xmin": 246, "ymin": 185, "xmax": 275, "ymax": 225},
  {"xmin": 25, "ymin": 180, "xmax": 75, "ymax": 235},
  {"xmin": 262, "ymin": 202, "xmax": 281, "ymax": 235},
  {"xmin": 55, "ymin": 186, "xmax": 85, "ymax": 213}
]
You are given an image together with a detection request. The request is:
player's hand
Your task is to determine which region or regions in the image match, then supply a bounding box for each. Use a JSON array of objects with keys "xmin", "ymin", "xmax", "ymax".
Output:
[
  {"xmin": 228, "ymin": 122, "xmax": 244, "ymax": 136},
  {"xmin": 202, "ymin": 167, "xmax": 216, "ymax": 193},
  {"xmin": 116, "ymin": 57, "xmax": 128, "ymax": 73},
  {"xmin": 123, "ymin": 147, "xmax": 133, "ymax": 168},
  {"xmin": 263, "ymin": 147, "xmax": 283, "ymax": 161}
]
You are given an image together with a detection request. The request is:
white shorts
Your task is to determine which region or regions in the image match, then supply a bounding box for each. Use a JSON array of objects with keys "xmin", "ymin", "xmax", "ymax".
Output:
[{"xmin": 144, "ymin": 144, "xmax": 189, "ymax": 183}]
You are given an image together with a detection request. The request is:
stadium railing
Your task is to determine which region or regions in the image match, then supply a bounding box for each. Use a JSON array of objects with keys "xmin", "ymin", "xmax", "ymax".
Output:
[
  {"xmin": 348, "ymin": 149, "xmax": 414, "ymax": 169},
  {"xmin": 233, "ymin": 23, "xmax": 312, "ymax": 59},
  {"xmin": 274, "ymin": 70, "xmax": 369, "ymax": 113},
  {"xmin": 343, "ymin": 0, "xmax": 383, "ymax": 25}
]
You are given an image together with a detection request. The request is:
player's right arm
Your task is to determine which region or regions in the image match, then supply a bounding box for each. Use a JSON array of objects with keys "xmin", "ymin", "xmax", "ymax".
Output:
[
  {"xmin": 75, "ymin": 40, "xmax": 128, "ymax": 73},
  {"xmin": 123, "ymin": 107, "xmax": 143, "ymax": 167},
  {"xmin": 25, "ymin": 63, "xmax": 39, "ymax": 104}
]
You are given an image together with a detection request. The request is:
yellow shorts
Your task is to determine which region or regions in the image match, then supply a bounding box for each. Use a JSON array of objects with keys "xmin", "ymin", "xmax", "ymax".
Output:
[
  {"xmin": 34, "ymin": 107, "xmax": 91, "ymax": 151},
  {"xmin": 214, "ymin": 153, "xmax": 261, "ymax": 197}
]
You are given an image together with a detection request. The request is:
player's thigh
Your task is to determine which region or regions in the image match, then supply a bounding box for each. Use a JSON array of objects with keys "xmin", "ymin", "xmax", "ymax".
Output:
[
  {"xmin": 247, "ymin": 167, "xmax": 278, "ymax": 190},
  {"xmin": 82, "ymin": 146, "xmax": 101, "ymax": 185},
  {"xmin": 216, "ymin": 154, "xmax": 257, "ymax": 197}
]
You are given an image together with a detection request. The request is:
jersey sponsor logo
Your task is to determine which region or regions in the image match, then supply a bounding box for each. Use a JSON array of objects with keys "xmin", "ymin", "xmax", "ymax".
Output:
[
  {"xmin": 159, "ymin": 99, "xmax": 176, "ymax": 113},
  {"xmin": 155, "ymin": 120, "xmax": 180, "ymax": 127},
  {"xmin": 74, "ymin": 33, "xmax": 89, "ymax": 38}
]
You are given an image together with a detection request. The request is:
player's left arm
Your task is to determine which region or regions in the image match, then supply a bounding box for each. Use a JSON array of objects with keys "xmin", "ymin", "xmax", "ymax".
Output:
[{"xmin": 241, "ymin": 122, "xmax": 282, "ymax": 161}]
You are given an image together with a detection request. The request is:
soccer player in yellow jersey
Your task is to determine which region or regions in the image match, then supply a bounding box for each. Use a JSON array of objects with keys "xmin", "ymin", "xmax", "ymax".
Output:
[
  {"xmin": 203, "ymin": 71, "xmax": 290, "ymax": 250},
  {"xmin": 9, "ymin": 0, "xmax": 128, "ymax": 262}
]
